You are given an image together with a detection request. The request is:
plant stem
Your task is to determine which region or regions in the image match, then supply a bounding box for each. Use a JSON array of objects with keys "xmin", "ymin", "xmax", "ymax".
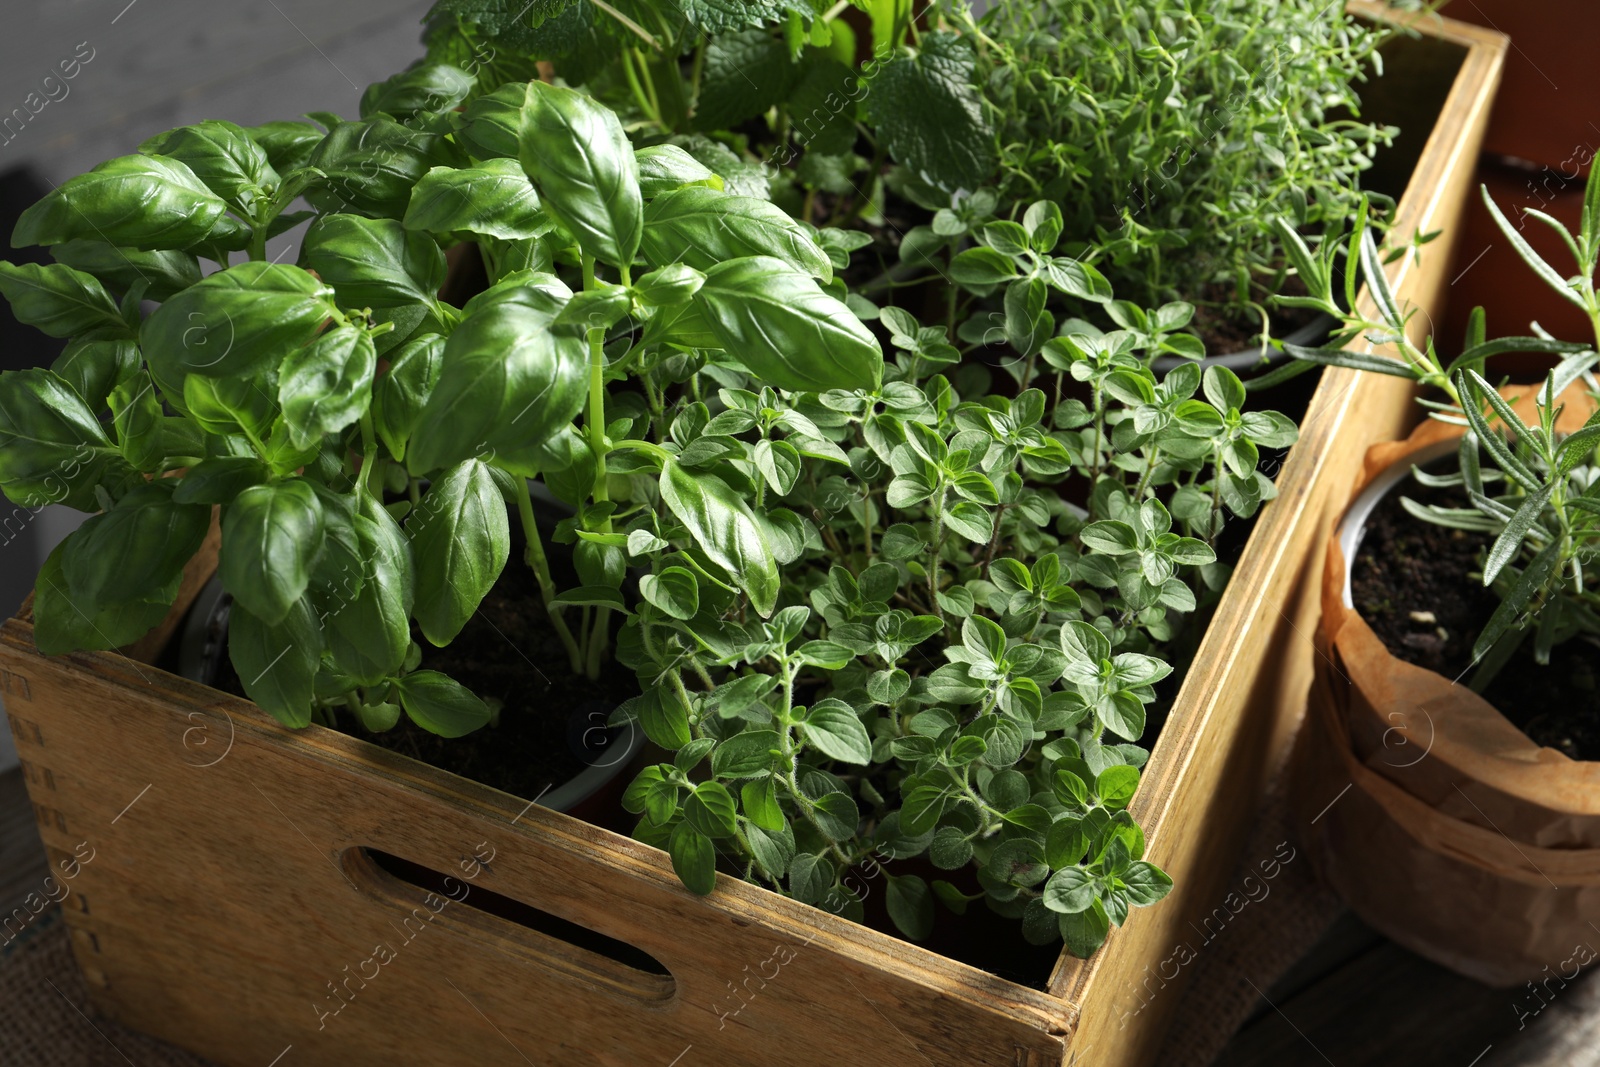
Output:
[
  {"xmin": 357, "ymin": 414, "xmax": 379, "ymax": 496},
  {"xmin": 581, "ymin": 254, "xmax": 612, "ymax": 514},
  {"xmin": 928, "ymin": 486, "xmax": 947, "ymax": 617},
  {"xmin": 247, "ymin": 225, "xmax": 267, "ymax": 263},
  {"xmin": 513, "ymin": 478, "xmax": 584, "ymax": 675}
]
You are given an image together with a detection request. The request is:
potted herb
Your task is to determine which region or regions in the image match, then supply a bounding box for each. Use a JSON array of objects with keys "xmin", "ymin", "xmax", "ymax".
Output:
[{"xmin": 1282, "ymin": 178, "xmax": 1600, "ymax": 985}]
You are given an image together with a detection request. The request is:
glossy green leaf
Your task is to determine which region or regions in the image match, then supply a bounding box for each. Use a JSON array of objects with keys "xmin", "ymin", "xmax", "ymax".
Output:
[
  {"xmin": 299, "ymin": 213, "xmax": 446, "ymax": 310},
  {"xmin": 277, "ymin": 324, "xmax": 376, "ymax": 449},
  {"xmin": 304, "ymin": 116, "xmax": 446, "ymax": 220},
  {"xmin": 13, "ymin": 153, "xmax": 242, "ymax": 251},
  {"xmin": 229, "ymin": 596, "xmax": 321, "ymax": 728},
  {"xmin": 406, "ymin": 459, "xmax": 509, "ymax": 645},
  {"xmin": 658, "ymin": 459, "xmax": 779, "ymax": 617},
  {"xmin": 374, "ymin": 334, "xmax": 444, "ymax": 463},
  {"xmin": 694, "ymin": 256, "xmax": 881, "ymax": 392},
  {"xmin": 394, "ymin": 670, "xmax": 492, "ymax": 737},
  {"xmin": 407, "ymin": 293, "xmax": 588, "ymax": 474},
  {"xmin": 0, "ymin": 369, "xmax": 131, "ymax": 509},
  {"xmin": 51, "ymin": 239, "xmax": 201, "ymax": 301},
  {"xmin": 0, "ymin": 261, "xmax": 125, "ymax": 337},
  {"xmin": 641, "ymin": 187, "xmax": 831, "ymax": 281},
  {"xmin": 64, "ymin": 483, "xmax": 207, "ymax": 613},
  {"xmin": 512, "ymin": 80, "xmax": 642, "ymax": 265},
  {"xmin": 141, "ymin": 120, "xmax": 277, "ymax": 214},
  {"xmin": 243, "ymin": 120, "xmax": 324, "ymax": 173},
  {"xmin": 404, "ymin": 159, "xmax": 547, "ymax": 240},
  {"xmin": 32, "ymin": 537, "xmax": 175, "ymax": 655},
  {"xmin": 51, "ymin": 338, "xmax": 141, "ymax": 412},
  {"xmin": 360, "ymin": 62, "xmax": 473, "ymax": 120},
  {"xmin": 635, "ymin": 144, "xmax": 722, "ymax": 198},
  {"xmin": 220, "ymin": 480, "xmax": 326, "ymax": 625},
  {"xmin": 141, "ymin": 262, "xmax": 337, "ymax": 384}
]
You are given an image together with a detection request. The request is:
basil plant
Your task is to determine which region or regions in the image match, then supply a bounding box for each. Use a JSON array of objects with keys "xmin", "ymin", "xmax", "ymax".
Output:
[{"xmin": 0, "ymin": 66, "xmax": 876, "ymax": 739}]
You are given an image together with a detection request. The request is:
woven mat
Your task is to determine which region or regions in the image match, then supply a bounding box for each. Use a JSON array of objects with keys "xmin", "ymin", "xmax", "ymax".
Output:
[
  {"xmin": 1, "ymin": 776, "xmax": 1336, "ymax": 1067},
  {"xmin": 0, "ymin": 912, "xmax": 215, "ymax": 1066}
]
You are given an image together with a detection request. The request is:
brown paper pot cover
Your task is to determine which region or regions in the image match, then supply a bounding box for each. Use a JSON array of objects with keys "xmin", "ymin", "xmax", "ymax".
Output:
[{"xmin": 1292, "ymin": 385, "xmax": 1600, "ymax": 987}]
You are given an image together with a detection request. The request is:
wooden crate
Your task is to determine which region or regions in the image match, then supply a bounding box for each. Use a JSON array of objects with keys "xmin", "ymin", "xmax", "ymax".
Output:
[{"xmin": 0, "ymin": 9, "xmax": 1503, "ymax": 1066}]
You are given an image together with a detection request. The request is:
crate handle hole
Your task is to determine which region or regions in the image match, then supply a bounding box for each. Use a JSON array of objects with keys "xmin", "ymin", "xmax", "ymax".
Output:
[{"xmin": 344, "ymin": 846, "xmax": 675, "ymax": 990}]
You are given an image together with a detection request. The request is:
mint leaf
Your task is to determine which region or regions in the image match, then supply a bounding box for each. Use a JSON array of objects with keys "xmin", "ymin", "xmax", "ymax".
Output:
[{"xmin": 864, "ymin": 32, "xmax": 993, "ymax": 192}]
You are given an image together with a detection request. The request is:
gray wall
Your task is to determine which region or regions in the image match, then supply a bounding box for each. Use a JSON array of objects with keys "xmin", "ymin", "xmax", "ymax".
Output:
[{"xmin": 0, "ymin": 0, "xmax": 432, "ymax": 771}]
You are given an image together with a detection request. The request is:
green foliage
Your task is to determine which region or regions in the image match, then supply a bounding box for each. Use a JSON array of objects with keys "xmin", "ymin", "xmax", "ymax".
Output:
[
  {"xmin": 0, "ymin": 33, "xmax": 1308, "ymax": 961},
  {"xmin": 1283, "ymin": 176, "xmax": 1600, "ymax": 691},
  {"xmin": 968, "ymin": 0, "xmax": 1400, "ymax": 321}
]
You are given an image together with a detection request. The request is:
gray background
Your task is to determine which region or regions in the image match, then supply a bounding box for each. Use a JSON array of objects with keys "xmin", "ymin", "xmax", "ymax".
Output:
[{"xmin": 0, "ymin": 0, "xmax": 432, "ymax": 772}]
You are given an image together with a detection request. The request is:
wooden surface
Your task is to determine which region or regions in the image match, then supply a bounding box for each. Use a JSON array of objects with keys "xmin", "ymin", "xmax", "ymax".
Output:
[
  {"xmin": 0, "ymin": 7, "xmax": 1509, "ymax": 1067},
  {"xmin": 1051, "ymin": 8, "xmax": 1508, "ymax": 1065},
  {"xmin": 1, "ymin": 635, "xmax": 1075, "ymax": 1067}
]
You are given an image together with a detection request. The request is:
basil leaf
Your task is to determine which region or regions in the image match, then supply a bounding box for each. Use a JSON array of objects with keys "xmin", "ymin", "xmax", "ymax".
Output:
[
  {"xmin": 641, "ymin": 188, "xmax": 831, "ymax": 281},
  {"xmin": 0, "ymin": 368, "xmax": 132, "ymax": 510},
  {"xmin": 140, "ymin": 120, "xmax": 277, "ymax": 215},
  {"xmin": 658, "ymin": 458, "xmax": 779, "ymax": 617},
  {"xmin": 13, "ymin": 153, "xmax": 243, "ymax": 251},
  {"xmin": 229, "ymin": 596, "xmax": 321, "ymax": 728},
  {"xmin": 393, "ymin": 670, "xmax": 491, "ymax": 737},
  {"xmin": 326, "ymin": 499, "xmax": 415, "ymax": 685},
  {"xmin": 373, "ymin": 334, "xmax": 444, "ymax": 463},
  {"xmin": 277, "ymin": 323, "xmax": 377, "ymax": 449},
  {"xmin": 51, "ymin": 338, "xmax": 141, "ymax": 411},
  {"xmin": 299, "ymin": 213, "xmax": 446, "ymax": 309},
  {"xmin": 515, "ymin": 80, "xmax": 643, "ymax": 265},
  {"xmin": 304, "ymin": 116, "xmax": 446, "ymax": 220},
  {"xmin": 172, "ymin": 455, "xmax": 268, "ymax": 505},
  {"xmin": 182, "ymin": 371, "xmax": 279, "ymax": 441},
  {"xmin": 404, "ymin": 159, "xmax": 547, "ymax": 240},
  {"xmin": 455, "ymin": 81, "xmax": 524, "ymax": 161},
  {"xmin": 635, "ymin": 144, "xmax": 722, "ymax": 198},
  {"xmin": 0, "ymin": 261, "xmax": 126, "ymax": 337},
  {"xmin": 141, "ymin": 262, "xmax": 337, "ymax": 384},
  {"xmin": 62, "ymin": 481, "xmax": 210, "ymax": 611},
  {"xmin": 407, "ymin": 297, "xmax": 588, "ymax": 474},
  {"xmin": 694, "ymin": 256, "xmax": 882, "ymax": 392},
  {"xmin": 242, "ymin": 120, "xmax": 324, "ymax": 173},
  {"xmin": 406, "ymin": 459, "xmax": 509, "ymax": 646},
  {"xmin": 220, "ymin": 480, "xmax": 326, "ymax": 625},
  {"xmin": 360, "ymin": 63, "xmax": 473, "ymax": 120},
  {"xmin": 32, "ymin": 537, "xmax": 176, "ymax": 655},
  {"xmin": 51, "ymin": 239, "xmax": 201, "ymax": 301}
]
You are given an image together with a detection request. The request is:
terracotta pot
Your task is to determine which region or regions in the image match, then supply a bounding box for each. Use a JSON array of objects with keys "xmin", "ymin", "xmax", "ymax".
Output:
[{"xmin": 1291, "ymin": 384, "xmax": 1600, "ymax": 986}]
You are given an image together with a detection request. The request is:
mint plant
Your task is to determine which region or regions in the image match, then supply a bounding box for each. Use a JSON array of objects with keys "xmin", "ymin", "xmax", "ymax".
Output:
[{"xmin": 1277, "ymin": 172, "xmax": 1600, "ymax": 689}]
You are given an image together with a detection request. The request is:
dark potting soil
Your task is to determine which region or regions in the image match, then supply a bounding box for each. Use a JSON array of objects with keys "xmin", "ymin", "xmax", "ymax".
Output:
[
  {"xmin": 1349, "ymin": 473, "xmax": 1600, "ymax": 761},
  {"xmin": 361, "ymin": 533, "xmax": 641, "ymax": 807},
  {"xmin": 211, "ymin": 521, "xmax": 640, "ymax": 808}
]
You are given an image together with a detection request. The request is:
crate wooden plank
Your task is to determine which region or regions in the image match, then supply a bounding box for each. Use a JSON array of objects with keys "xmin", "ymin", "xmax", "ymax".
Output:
[
  {"xmin": 1049, "ymin": 8, "xmax": 1508, "ymax": 1065},
  {"xmin": 0, "ymin": 636, "xmax": 1072, "ymax": 1066}
]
